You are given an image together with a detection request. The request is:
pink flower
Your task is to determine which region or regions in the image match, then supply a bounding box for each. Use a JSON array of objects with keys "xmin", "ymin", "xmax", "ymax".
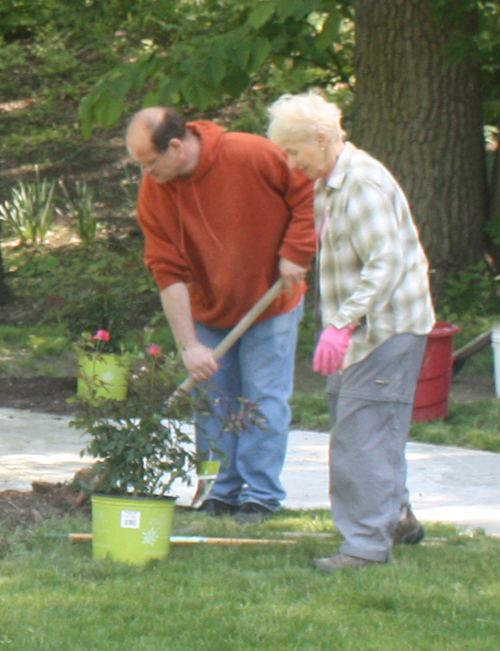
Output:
[
  {"xmin": 93, "ymin": 329, "xmax": 112, "ymax": 342},
  {"xmin": 148, "ymin": 344, "xmax": 162, "ymax": 357}
]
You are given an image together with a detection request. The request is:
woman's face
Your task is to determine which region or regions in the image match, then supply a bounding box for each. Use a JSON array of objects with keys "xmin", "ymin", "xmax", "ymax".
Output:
[{"xmin": 282, "ymin": 137, "xmax": 332, "ymax": 180}]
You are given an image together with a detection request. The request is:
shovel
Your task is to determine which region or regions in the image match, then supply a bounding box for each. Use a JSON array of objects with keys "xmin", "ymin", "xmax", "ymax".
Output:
[{"xmin": 170, "ymin": 278, "xmax": 285, "ymax": 507}]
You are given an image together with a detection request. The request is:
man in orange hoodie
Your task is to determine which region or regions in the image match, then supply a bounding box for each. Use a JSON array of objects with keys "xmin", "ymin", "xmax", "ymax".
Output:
[{"xmin": 126, "ymin": 107, "xmax": 316, "ymax": 523}]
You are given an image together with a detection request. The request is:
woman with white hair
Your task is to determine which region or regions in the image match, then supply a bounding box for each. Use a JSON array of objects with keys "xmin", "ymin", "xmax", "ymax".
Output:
[{"xmin": 268, "ymin": 92, "xmax": 435, "ymax": 571}]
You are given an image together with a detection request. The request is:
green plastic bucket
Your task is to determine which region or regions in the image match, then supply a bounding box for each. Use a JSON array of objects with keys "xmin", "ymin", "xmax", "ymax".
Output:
[
  {"xmin": 91, "ymin": 494, "xmax": 176, "ymax": 566},
  {"xmin": 77, "ymin": 353, "xmax": 131, "ymax": 401}
]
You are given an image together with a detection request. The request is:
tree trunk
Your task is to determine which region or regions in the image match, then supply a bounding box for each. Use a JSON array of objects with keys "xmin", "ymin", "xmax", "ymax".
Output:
[
  {"xmin": 0, "ymin": 224, "xmax": 13, "ymax": 306},
  {"xmin": 352, "ymin": 0, "xmax": 488, "ymax": 304}
]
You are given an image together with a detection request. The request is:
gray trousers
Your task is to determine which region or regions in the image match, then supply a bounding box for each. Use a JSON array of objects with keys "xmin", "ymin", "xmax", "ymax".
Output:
[{"xmin": 326, "ymin": 334, "xmax": 427, "ymax": 562}]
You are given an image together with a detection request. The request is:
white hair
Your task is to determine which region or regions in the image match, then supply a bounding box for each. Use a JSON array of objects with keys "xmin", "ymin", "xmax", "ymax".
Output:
[{"xmin": 267, "ymin": 91, "xmax": 345, "ymax": 147}]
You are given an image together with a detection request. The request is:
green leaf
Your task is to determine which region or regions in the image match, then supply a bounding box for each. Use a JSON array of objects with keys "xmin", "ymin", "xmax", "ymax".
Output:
[
  {"xmin": 315, "ymin": 12, "xmax": 342, "ymax": 50},
  {"xmin": 129, "ymin": 54, "xmax": 163, "ymax": 93},
  {"xmin": 79, "ymin": 93, "xmax": 97, "ymax": 139},
  {"xmin": 271, "ymin": 33, "xmax": 288, "ymax": 52},
  {"xmin": 200, "ymin": 54, "xmax": 226, "ymax": 87},
  {"xmin": 248, "ymin": 2, "xmax": 275, "ymax": 29},
  {"xmin": 180, "ymin": 78, "xmax": 215, "ymax": 110},
  {"xmin": 275, "ymin": 0, "xmax": 314, "ymax": 22},
  {"xmin": 155, "ymin": 76, "xmax": 182, "ymax": 106},
  {"xmin": 91, "ymin": 75, "xmax": 130, "ymax": 128},
  {"xmin": 142, "ymin": 91, "xmax": 160, "ymax": 107},
  {"xmin": 248, "ymin": 37, "xmax": 272, "ymax": 73},
  {"xmin": 93, "ymin": 93, "xmax": 125, "ymax": 129},
  {"xmin": 221, "ymin": 68, "xmax": 250, "ymax": 96},
  {"xmin": 79, "ymin": 70, "xmax": 130, "ymax": 134}
]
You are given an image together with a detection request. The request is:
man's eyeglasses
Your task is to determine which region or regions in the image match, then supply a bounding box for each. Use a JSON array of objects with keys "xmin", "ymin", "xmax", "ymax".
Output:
[
  {"xmin": 139, "ymin": 148, "xmax": 168, "ymax": 173},
  {"xmin": 135, "ymin": 138, "xmax": 173, "ymax": 172}
]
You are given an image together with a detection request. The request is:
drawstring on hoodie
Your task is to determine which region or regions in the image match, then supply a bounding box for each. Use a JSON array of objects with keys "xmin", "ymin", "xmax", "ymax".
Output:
[
  {"xmin": 174, "ymin": 183, "xmax": 186, "ymax": 254},
  {"xmin": 192, "ymin": 185, "xmax": 224, "ymax": 250},
  {"xmin": 174, "ymin": 181, "xmax": 224, "ymax": 254}
]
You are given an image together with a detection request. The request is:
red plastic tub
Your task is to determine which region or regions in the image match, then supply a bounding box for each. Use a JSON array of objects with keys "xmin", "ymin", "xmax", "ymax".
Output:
[{"xmin": 412, "ymin": 322, "xmax": 461, "ymax": 422}]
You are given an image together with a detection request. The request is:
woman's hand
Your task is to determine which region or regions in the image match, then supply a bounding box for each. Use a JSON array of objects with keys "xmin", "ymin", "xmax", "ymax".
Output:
[{"xmin": 312, "ymin": 324, "xmax": 355, "ymax": 376}]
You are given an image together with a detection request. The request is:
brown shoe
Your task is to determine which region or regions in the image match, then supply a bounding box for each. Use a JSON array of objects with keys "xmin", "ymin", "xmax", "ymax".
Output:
[
  {"xmin": 311, "ymin": 553, "xmax": 377, "ymax": 572},
  {"xmin": 393, "ymin": 506, "xmax": 425, "ymax": 545}
]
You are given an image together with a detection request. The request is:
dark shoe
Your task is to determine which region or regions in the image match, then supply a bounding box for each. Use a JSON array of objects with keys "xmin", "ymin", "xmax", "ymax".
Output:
[
  {"xmin": 393, "ymin": 506, "xmax": 425, "ymax": 545},
  {"xmin": 233, "ymin": 502, "xmax": 273, "ymax": 524},
  {"xmin": 198, "ymin": 498, "xmax": 235, "ymax": 517},
  {"xmin": 311, "ymin": 553, "xmax": 377, "ymax": 572}
]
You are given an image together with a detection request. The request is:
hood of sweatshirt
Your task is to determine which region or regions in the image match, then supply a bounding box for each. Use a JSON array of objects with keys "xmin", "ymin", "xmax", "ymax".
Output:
[{"xmin": 182, "ymin": 120, "xmax": 226, "ymax": 184}]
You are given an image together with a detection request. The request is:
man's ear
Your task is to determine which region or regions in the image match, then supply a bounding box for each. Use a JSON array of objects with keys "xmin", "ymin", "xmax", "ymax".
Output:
[{"xmin": 169, "ymin": 138, "xmax": 182, "ymax": 151}]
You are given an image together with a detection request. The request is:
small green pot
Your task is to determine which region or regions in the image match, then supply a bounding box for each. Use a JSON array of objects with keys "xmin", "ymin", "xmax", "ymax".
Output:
[
  {"xmin": 197, "ymin": 460, "xmax": 221, "ymax": 480},
  {"xmin": 77, "ymin": 353, "xmax": 131, "ymax": 401},
  {"xmin": 91, "ymin": 494, "xmax": 176, "ymax": 566}
]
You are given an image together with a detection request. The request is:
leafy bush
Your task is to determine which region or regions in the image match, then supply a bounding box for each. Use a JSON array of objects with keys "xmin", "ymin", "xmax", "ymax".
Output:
[
  {"xmin": 0, "ymin": 176, "xmax": 56, "ymax": 247},
  {"xmin": 440, "ymin": 261, "xmax": 500, "ymax": 318},
  {"xmin": 64, "ymin": 288, "xmax": 130, "ymax": 353},
  {"xmin": 58, "ymin": 180, "xmax": 98, "ymax": 245}
]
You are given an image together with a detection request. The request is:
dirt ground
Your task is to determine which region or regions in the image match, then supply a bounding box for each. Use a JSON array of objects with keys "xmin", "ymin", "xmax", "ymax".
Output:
[{"xmin": 0, "ymin": 376, "xmax": 78, "ymax": 415}]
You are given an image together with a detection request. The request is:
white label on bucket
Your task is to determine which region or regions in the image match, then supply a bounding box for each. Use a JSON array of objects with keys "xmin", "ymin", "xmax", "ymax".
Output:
[{"xmin": 120, "ymin": 510, "xmax": 141, "ymax": 529}]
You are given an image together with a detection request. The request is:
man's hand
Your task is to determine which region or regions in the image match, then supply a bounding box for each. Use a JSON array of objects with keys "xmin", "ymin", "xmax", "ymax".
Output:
[
  {"xmin": 160, "ymin": 283, "xmax": 219, "ymax": 383},
  {"xmin": 181, "ymin": 341, "xmax": 219, "ymax": 383},
  {"xmin": 279, "ymin": 257, "xmax": 308, "ymax": 294},
  {"xmin": 312, "ymin": 324, "xmax": 355, "ymax": 376}
]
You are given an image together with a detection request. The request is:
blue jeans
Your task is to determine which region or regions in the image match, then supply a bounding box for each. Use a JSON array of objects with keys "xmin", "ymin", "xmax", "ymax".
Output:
[{"xmin": 194, "ymin": 300, "xmax": 303, "ymax": 511}]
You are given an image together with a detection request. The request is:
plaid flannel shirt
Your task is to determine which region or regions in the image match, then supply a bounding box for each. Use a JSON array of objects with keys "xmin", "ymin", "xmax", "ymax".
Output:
[{"xmin": 316, "ymin": 142, "xmax": 435, "ymax": 369}]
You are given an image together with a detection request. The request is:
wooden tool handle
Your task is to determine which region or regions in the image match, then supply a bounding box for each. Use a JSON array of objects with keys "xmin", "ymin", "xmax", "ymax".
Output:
[
  {"xmin": 65, "ymin": 533, "xmax": 295, "ymax": 545},
  {"xmin": 172, "ymin": 278, "xmax": 285, "ymax": 399}
]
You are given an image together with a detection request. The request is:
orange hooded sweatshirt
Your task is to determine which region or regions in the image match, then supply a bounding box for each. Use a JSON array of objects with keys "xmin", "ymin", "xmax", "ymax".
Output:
[{"xmin": 137, "ymin": 121, "xmax": 316, "ymax": 329}]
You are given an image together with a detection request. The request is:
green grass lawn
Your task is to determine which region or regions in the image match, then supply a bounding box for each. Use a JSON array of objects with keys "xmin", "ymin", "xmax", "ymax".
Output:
[{"xmin": 1, "ymin": 510, "xmax": 500, "ymax": 651}]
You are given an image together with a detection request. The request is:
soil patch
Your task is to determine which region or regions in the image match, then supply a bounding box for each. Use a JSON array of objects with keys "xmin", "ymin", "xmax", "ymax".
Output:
[
  {"xmin": 0, "ymin": 376, "xmax": 77, "ymax": 415},
  {"xmin": 0, "ymin": 482, "xmax": 90, "ymax": 532}
]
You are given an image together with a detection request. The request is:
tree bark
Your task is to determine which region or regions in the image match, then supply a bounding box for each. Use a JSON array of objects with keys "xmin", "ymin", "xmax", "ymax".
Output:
[
  {"xmin": 0, "ymin": 224, "xmax": 13, "ymax": 306},
  {"xmin": 352, "ymin": 0, "xmax": 488, "ymax": 304}
]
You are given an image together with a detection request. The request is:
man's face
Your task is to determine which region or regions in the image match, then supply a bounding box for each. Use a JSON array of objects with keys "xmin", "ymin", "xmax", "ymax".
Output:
[{"xmin": 134, "ymin": 142, "xmax": 183, "ymax": 184}]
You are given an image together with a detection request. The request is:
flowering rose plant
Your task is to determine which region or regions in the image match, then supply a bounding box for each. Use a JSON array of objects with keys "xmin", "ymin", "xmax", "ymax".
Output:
[
  {"xmin": 71, "ymin": 337, "xmax": 262, "ymax": 498},
  {"xmin": 74, "ymin": 328, "xmax": 129, "ymax": 358},
  {"xmin": 66, "ymin": 287, "xmax": 129, "ymax": 354},
  {"xmin": 71, "ymin": 341, "xmax": 199, "ymax": 496}
]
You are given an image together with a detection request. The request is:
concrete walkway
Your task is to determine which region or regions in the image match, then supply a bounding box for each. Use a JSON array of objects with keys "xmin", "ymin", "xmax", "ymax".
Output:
[{"xmin": 1, "ymin": 407, "xmax": 500, "ymax": 535}]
